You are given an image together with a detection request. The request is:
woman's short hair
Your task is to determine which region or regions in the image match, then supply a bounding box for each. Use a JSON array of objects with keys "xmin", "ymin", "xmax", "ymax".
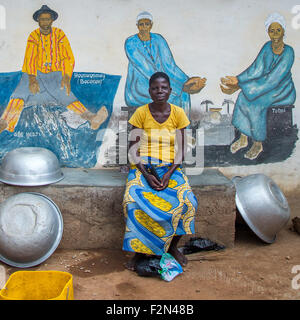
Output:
[{"xmin": 149, "ymin": 72, "xmax": 170, "ymax": 86}]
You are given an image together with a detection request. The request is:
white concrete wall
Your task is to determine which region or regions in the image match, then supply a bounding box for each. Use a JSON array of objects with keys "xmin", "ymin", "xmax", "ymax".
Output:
[{"xmin": 0, "ymin": 0, "xmax": 300, "ymax": 190}]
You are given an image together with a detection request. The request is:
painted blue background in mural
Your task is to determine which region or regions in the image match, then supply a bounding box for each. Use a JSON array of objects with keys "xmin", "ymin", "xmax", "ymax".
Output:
[{"xmin": 0, "ymin": 72, "xmax": 121, "ymax": 168}]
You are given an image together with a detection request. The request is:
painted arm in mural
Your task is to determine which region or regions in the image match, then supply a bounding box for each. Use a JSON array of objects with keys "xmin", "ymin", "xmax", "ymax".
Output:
[
  {"xmin": 219, "ymin": 42, "xmax": 267, "ymax": 95},
  {"xmin": 125, "ymin": 36, "xmax": 157, "ymax": 79},
  {"xmin": 220, "ymin": 42, "xmax": 294, "ymax": 99},
  {"xmin": 237, "ymin": 47, "xmax": 294, "ymax": 101},
  {"xmin": 58, "ymin": 30, "xmax": 75, "ymax": 96},
  {"xmin": 22, "ymin": 32, "xmax": 40, "ymax": 94},
  {"xmin": 125, "ymin": 34, "xmax": 206, "ymax": 96},
  {"xmin": 155, "ymin": 34, "xmax": 206, "ymax": 94}
]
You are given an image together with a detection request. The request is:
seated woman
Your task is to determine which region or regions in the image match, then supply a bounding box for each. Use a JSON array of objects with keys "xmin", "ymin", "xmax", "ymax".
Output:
[
  {"xmin": 123, "ymin": 72, "xmax": 198, "ymax": 271},
  {"xmin": 220, "ymin": 12, "xmax": 296, "ymax": 160}
]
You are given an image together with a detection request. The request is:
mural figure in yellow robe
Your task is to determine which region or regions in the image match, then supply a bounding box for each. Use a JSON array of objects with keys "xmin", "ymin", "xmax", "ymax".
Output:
[{"xmin": 0, "ymin": 5, "xmax": 108, "ymax": 134}]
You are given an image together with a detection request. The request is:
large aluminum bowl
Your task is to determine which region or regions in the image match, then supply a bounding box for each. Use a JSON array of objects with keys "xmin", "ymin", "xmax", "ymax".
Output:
[
  {"xmin": 0, "ymin": 192, "xmax": 63, "ymax": 268},
  {"xmin": 232, "ymin": 174, "xmax": 290, "ymax": 244},
  {"xmin": 0, "ymin": 147, "xmax": 64, "ymax": 186}
]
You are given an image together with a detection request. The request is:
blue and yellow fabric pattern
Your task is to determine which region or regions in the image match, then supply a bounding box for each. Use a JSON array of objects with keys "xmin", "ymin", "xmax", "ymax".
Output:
[{"xmin": 123, "ymin": 160, "xmax": 197, "ymax": 255}]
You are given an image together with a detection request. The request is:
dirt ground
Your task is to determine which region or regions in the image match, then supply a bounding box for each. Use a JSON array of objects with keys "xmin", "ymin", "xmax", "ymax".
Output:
[{"xmin": 1, "ymin": 195, "xmax": 300, "ymax": 301}]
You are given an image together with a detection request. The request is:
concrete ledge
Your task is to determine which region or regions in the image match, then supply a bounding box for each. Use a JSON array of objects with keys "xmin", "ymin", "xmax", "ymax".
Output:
[{"xmin": 0, "ymin": 168, "xmax": 236, "ymax": 250}]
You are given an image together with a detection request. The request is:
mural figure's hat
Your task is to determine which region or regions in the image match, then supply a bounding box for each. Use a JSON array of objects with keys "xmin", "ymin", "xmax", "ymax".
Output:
[{"xmin": 33, "ymin": 5, "xmax": 58, "ymax": 21}]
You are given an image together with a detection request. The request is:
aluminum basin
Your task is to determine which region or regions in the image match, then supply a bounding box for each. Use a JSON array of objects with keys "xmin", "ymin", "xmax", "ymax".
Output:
[
  {"xmin": 0, "ymin": 147, "xmax": 64, "ymax": 186},
  {"xmin": 0, "ymin": 192, "xmax": 63, "ymax": 268},
  {"xmin": 232, "ymin": 174, "xmax": 290, "ymax": 244}
]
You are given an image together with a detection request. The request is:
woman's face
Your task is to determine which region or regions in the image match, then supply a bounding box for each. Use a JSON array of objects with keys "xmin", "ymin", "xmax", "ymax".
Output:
[
  {"xmin": 149, "ymin": 77, "xmax": 172, "ymax": 104},
  {"xmin": 268, "ymin": 22, "xmax": 284, "ymax": 43}
]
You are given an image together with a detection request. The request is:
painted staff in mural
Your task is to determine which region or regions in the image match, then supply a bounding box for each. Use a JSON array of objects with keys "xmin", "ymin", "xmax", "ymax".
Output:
[
  {"xmin": 0, "ymin": 5, "xmax": 108, "ymax": 134},
  {"xmin": 124, "ymin": 11, "xmax": 206, "ymax": 117},
  {"xmin": 220, "ymin": 12, "xmax": 296, "ymax": 160}
]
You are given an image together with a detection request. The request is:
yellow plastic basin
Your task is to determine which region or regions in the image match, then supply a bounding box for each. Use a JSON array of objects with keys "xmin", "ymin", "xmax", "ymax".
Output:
[{"xmin": 0, "ymin": 270, "xmax": 73, "ymax": 300}]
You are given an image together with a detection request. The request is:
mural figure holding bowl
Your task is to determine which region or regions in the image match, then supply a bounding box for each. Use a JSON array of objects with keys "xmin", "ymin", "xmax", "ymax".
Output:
[
  {"xmin": 124, "ymin": 11, "xmax": 206, "ymax": 117},
  {"xmin": 220, "ymin": 12, "xmax": 296, "ymax": 160},
  {"xmin": 0, "ymin": 5, "xmax": 108, "ymax": 134}
]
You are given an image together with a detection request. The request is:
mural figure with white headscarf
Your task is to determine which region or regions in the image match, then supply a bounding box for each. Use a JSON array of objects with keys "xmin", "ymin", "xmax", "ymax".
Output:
[
  {"xmin": 124, "ymin": 11, "xmax": 206, "ymax": 118},
  {"xmin": 220, "ymin": 12, "xmax": 296, "ymax": 160}
]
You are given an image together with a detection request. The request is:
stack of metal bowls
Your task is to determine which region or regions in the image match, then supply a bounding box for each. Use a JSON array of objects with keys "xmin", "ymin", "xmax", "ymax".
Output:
[
  {"xmin": 0, "ymin": 193, "xmax": 63, "ymax": 268},
  {"xmin": 0, "ymin": 147, "xmax": 64, "ymax": 186},
  {"xmin": 0, "ymin": 147, "xmax": 64, "ymax": 267},
  {"xmin": 232, "ymin": 174, "xmax": 290, "ymax": 244}
]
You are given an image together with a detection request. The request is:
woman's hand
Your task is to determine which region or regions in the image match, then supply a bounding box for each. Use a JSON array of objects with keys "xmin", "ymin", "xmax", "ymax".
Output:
[
  {"xmin": 144, "ymin": 173, "xmax": 163, "ymax": 190},
  {"xmin": 144, "ymin": 170, "xmax": 172, "ymax": 191},
  {"xmin": 160, "ymin": 171, "xmax": 172, "ymax": 190},
  {"xmin": 152, "ymin": 171, "xmax": 172, "ymax": 191}
]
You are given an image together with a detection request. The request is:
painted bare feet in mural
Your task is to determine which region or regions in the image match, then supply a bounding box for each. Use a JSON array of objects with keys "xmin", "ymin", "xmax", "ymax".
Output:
[
  {"xmin": 230, "ymin": 133, "xmax": 248, "ymax": 154},
  {"xmin": 244, "ymin": 141, "xmax": 263, "ymax": 160},
  {"xmin": 0, "ymin": 119, "xmax": 7, "ymax": 134},
  {"xmin": 81, "ymin": 106, "xmax": 108, "ymax": 130},
  {"xmin": 0, "ymin": 5, "xmax": 108, "ymax": 133},
  {"xmin": 220, "ymin": 13, "xmax": 296, "ymax": 161},
  {"xmin": 230, "ymin": 134, "xmax": 263, "ymax": 159}
]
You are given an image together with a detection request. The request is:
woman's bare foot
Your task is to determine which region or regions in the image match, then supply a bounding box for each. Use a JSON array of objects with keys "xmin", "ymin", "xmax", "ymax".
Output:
[
  {"xmin": 168, "ymin": 235, "xmax": 187, "ymax": 267},
  {"xmin": 244, "ymin": 141, "xmax": 263, "ymax": 160},
  {"xmin": 230, "ymin": 133, "xmax": 248, "ymax": 154},
  {"xmin": 168, "ymin": 247, "xmax": 188, "ymax": 267}
]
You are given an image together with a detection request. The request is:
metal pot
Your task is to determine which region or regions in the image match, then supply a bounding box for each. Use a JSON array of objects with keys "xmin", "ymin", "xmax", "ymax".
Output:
[
  {"xmin": 0, "ymin": 147, "xmax": 64, "ymax": 186},
  {"xmin": 232, "ymin": 174, "xmax": 290, "ymax": 244},
  {"xmin": 0, "ymin": 192, "xmax": 63, "ymax": 268}
]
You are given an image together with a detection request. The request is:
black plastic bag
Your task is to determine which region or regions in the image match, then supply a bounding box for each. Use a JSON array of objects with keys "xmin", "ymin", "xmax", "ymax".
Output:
[
  {"xmin": 179, "ymin": 237, "xmax": 226, "ymax": 255},
  {"xmin": 135, "ymin": 257, "xmax": 161, "ymax": 277}
]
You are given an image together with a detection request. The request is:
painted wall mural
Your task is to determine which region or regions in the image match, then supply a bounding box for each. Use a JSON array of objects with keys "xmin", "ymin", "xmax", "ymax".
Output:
[
  {"xmin": 124, "ymin": 11, "xmax": 206, "ymax": 118},
  {"xmin": 219, "ymin": 12, "xmax": 296, "ymax": 162},
  {"xmin": 122, "ymin": 11, "xmax": 297, "ymax": 168},
  {"xmin": 0, "ymin": 5, "xmax": 121, "ymax": 167},
  {"xmin": 0, "ymin": 5, "xmax": 297, "ymax": 169},
  {"xmin": 195, "ymin": 12, "xmax": 298, "ymax": 167}
]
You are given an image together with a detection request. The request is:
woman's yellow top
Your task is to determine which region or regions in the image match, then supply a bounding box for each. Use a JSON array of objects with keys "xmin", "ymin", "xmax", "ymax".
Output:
[{"xmin": 129, "ymin": 104, "xmax": 190, "ymax": 163}]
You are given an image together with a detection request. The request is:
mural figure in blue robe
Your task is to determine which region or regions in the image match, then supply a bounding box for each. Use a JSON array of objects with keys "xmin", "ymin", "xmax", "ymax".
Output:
[
  {"xmin": 220, "ymin": 12, "xmax": 296, "ymax": 160},
  {"xmin": 124, "ymin": 11, "xmax": 206, "ymax": 118}
]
